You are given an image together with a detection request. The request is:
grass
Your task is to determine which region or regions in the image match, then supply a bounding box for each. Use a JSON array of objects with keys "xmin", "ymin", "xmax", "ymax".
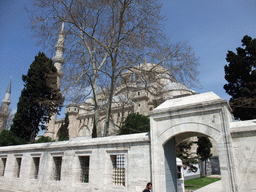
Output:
[{"xmin": 184, "ymin": 177, "xmax": 221, "ymax": 191}]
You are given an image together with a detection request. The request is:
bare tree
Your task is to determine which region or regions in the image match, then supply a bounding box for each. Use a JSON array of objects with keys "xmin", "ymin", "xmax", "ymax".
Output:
[{"xmin": 30, "ymin": 0, "xmax": 199, "ymax": 136}]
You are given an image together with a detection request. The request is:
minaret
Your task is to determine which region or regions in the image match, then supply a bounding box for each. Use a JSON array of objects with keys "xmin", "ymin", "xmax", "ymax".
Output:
[
  {"xmin": 0, "ymin": 77, "xmax": 12, "ymax": 131},
  {"xmin": 53, "ymin": 22, "xmax": 65, "ymax": 88},
  {"xmin": 45, "ymin": 23, "xmax": 65, "ymax": 139}
]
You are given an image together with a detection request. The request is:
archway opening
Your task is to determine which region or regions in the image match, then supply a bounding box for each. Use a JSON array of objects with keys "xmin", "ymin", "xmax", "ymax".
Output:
[{"xmin": 163, "ymin": 131, "xmax": 220, "ymax": 192}]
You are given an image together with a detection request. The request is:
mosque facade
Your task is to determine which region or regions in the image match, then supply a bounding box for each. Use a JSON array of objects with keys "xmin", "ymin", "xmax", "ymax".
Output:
[
  {"xmin": 44, "ymin": 24, "xmax": 195, "ymax": 140},
  {"xmin": 45, "ymin": 64, "xmax": 195, "ymax": 140}
]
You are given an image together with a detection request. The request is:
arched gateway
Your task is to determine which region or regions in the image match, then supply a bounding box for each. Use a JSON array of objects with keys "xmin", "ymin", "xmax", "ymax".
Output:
[{"xmin": 149, "ymin": 92, "xmax": 237, "ymax": 192}]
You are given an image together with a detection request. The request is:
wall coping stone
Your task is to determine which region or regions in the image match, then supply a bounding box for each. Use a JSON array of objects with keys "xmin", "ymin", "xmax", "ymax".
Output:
[
  {"xmin": 150, "ymin": 92, "xmax": 230, "ymax": 116},
  {"xmin": 230, "ymin": 119, "xmax": 256, "ymax": 134},
  {"xmin": 0, "ymin": 132, "xmax": 150, "ymax": 153}
]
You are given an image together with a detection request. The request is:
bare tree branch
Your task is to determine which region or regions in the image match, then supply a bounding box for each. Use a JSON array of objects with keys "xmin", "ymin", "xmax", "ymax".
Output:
[{"xmin": 29, "ymin": 0, "xmax": 199, "ymax": 136}]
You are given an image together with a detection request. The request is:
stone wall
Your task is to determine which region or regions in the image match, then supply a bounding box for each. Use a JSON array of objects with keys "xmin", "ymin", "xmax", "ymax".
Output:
[
  {"xmin": 230, "ymin": 120, "xmax": 256, "ymax": 192},
  {"xmin": 0, "ymin": 133, "xmax": 151, "ymax": 192},
  {"xmin": 2, "ymin": 92, "xmax": 256, "ymax": 192}
]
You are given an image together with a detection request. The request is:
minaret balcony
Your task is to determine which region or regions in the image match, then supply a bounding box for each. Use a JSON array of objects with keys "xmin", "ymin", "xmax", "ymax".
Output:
[
  {"xmin": 2, "ymin": 99, "xmax": 11, "ymax": 105},
  {"xmin": 53, "ymin": 56, "xmax": 64, "ymax": 64},
  {"xmin": 55, "ymin": 44, "xmax": 65, "ymax": 52}
]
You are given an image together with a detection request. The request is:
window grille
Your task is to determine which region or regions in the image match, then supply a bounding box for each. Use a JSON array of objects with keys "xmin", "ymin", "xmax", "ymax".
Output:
[
  {"xmin": 79, "ymin": 156, "xmax": 90, "ymax": 183},
  {"xmin": 16, "ymin": 157, "xmax": 22, "ymax": 178},
  {"xmin": 1, "ymin": 158, "xmax": 7, "ymax": 176},
  {"xmin": 53, "ymin": 157, "xmax": 62, "ymax": 181},
  {"xmin": 33, "ymin": 157, "xmax": 40, "ymax": 179},
  {"xmin": 111, "ymin": 155, "xmax": 125, "ymax": 186}
]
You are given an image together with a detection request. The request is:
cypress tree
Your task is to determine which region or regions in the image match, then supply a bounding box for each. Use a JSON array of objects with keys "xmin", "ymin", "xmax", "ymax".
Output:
[
  {"xmin": 57, "ymin": 113, "xmax": 69, "ymax": 141},
  {"xmin": 224, "ymin": 35, "xmax": 256, "ymax": 120},
  {"xmin": 197, "ymin": 136, "xmax": 212, "ymax": 176},
  {"xmin": 92, "ymin": 116, "xmax": 97, "ymax": 138},
  {"xmin": 11, "ymin": 52, "xmax": 64, "ymax": 143},
  {"xmin": 197, "ymin": 136, "xmax": 212, "ymax": 162}
]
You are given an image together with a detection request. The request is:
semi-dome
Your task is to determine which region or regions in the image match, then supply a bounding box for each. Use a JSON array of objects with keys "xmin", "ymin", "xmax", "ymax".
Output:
[{"xmin": 162, "ymin": 82, "xmax": 196, "ymax": 94}]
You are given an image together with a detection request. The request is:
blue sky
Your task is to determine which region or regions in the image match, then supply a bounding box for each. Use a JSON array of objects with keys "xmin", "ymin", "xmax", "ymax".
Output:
[{"xmin": 1, "ymin": 0, "xmax": 256, "ymax": 118}]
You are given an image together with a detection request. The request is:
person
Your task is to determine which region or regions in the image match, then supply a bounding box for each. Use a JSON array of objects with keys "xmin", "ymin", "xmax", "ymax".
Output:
[{"xmin": 142, "ymin": 182, "xmax": 152, "ymax": 192}]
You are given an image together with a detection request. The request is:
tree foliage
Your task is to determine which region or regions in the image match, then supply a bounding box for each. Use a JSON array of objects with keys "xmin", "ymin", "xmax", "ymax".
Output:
[
  {"xmin": 224, "ymin": 35, "xmax": 256, "ymax": 120},
  {"xmin": 176, "ymin": 136, "xmax": 213, "ymax": 173},
  {"xmin": 30, "ymin": 0, "xmax": 199, "ymax": 137},
  {"xmin": 11, "ymin": 52, "xmax": 64, "ymax": 143},
  {"xmin": 118, "ymin": 113, "xmax": 149, "ymax": 135},
  {"xmin": 34, "ymin": 136, "xmax": 54, "ymax": 143},
  {"xmin": 92, "ymin": 117, "xmax": 97, "ymax": 138},
  {"xmin": 0, "ymin": 130, "xmax": 26, "ymax": 146},
  {"xmin": 176, "ymin": 140, "xmax": 198, "ymax": 172},
  {"xmin": 196, "ymin": 136, "xmax": 212, "ymax": 162},
  {"xmin": 196, "ymin": 136, "xmax": 212, "ymax": 177},
  {"xmin": 57, "ymin": 113, "xmax": 69, "ymax": 141}
]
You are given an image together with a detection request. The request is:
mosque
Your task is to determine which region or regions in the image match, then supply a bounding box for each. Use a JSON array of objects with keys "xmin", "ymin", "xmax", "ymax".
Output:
[
  {"xmin": 0, "ymin": 23, "xmax": 195, "ymax": 140},
  {"xmin": 0, "ymin": 24, "xmax": 255, "ymax": 192},
  {"xmin": 44, "ymin": 24, "xmax": 196, "ymax": 140}
]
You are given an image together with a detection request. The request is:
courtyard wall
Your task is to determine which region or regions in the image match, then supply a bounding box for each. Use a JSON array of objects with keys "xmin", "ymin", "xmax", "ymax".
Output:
[
  {"xmin": 0, "ymin": 133, "xmax": 151, "ymax": 192},
  {"xmin": 1, "ymin": 92, "xmax": 256, "ymax": 192},
  {"xmin": 230, "ymin": 120, "xmax": 256, "ymax": 192}
]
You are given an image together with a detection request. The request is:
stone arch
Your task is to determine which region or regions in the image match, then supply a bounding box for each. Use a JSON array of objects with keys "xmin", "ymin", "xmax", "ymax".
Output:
[
  {"xmin": 78, "ymin": 125, "xmax": 90, "ymax": 137},
  {"xmin": 159, "ymin": 122, "xmax": 221, "ymax": 146},
  {"xmin": 149, "ymin": 92, "xmax": 237, "ymax": 192},
  {"xmin": 161, "ymin": 123, "xmax": 222, "ymax": 191}
]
